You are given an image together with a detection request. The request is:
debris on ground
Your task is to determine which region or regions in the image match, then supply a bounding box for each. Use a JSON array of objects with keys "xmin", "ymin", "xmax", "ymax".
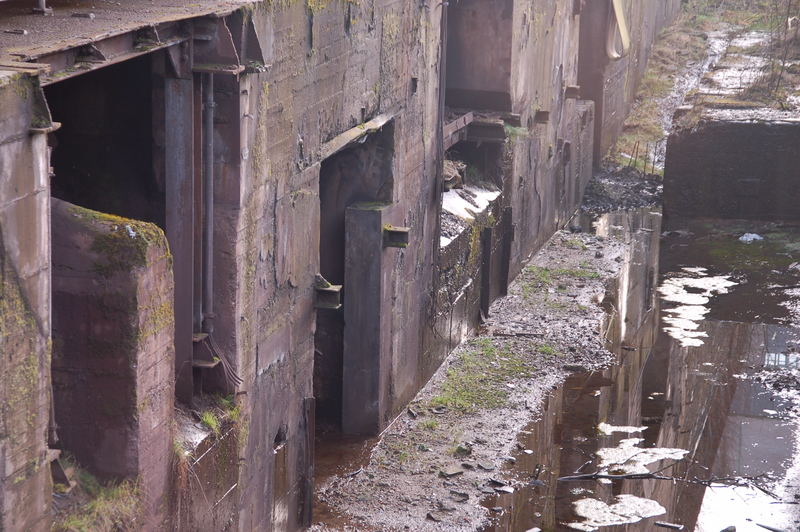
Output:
[
  {"xmin": 581, "ymin": 166, "xmax": 662, "ymax": 216},
  {"xmin": 312, "ymin": 231, "xmax": 626, "ymax": 531}
]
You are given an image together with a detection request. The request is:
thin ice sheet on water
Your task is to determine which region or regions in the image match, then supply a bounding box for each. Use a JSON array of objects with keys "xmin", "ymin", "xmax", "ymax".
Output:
[
  {"xmin": 596, "ymin": 438, "xmax": 689, "ymax": 475},
  {"xmin": 597, "ymin": 422, "xmax": 646, "ymax": 435},
  {"xmin": 567, "ymin": 494, "xmax": 666, "ymax": 531}
]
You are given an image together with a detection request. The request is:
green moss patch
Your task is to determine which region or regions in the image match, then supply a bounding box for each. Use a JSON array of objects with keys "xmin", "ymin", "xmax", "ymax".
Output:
[{"xmin": 429, "ymin": 338, "xmax": 535, "ymax": 412}]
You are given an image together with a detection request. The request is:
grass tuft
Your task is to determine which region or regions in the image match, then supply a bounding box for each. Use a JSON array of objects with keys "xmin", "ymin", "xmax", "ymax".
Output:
[{"xmin": 429, "ymin": 338, "xmax": 534, "ymax": 412}]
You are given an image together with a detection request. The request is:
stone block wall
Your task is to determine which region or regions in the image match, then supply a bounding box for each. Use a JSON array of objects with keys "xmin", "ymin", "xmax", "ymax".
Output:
[
  {"xmin": 0, "ymin": 71, "xmax": 52, "ymax": 532},
  {"xmin": 50, "ymin": 198, "xmax": 174, "ymax": 527}
]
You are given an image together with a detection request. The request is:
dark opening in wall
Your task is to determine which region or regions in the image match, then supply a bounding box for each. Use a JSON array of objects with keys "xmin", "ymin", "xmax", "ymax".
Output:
[
  {"xmin": 314, "ymin": 126, "xmax": 394, "ymax": 432},
  {"xmin": 445, "ymin": 0, "xmax": 513, "ymax": 111},
  {"xmin": 46, "ymin": 52, "xmax": 176, "ymax": 491},
  {"xmin": 45, "ymin": 54, "xmax": 164, "ymax": 227}
]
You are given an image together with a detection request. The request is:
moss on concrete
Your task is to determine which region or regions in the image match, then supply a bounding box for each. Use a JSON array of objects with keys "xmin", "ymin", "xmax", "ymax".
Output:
[{"xmin": 68, "ymin": 204, "xmax": 170, "ymax": 278}]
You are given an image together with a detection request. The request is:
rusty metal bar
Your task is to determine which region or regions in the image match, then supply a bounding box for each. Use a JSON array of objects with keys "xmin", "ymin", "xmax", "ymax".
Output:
[{"xmin": 202, "ymin": 72, "xmax": 215, "ymax": 335}]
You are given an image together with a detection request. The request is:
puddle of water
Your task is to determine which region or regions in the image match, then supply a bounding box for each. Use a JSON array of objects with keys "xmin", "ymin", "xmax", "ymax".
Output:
[
  {"xmin": 312, "ymin": 427, "xmax": 379, "ymax": 528},
  {"xmin": 481, "ymin": 211, "xmax": 800, "ymax": 531}
]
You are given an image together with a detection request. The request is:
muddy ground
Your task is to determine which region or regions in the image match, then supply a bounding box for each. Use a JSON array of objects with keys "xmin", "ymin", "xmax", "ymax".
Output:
[{"xmin": 313, "ymin": 227, "xmax": 628, "ymax": 531}]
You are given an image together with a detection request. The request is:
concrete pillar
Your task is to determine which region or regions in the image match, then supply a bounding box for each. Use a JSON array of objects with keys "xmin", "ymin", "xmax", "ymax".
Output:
[
  {"xmin": 342, "ymin": 203, "xmax": 393, "ymax": 435},
  {"xmin": 50, "ymin": 198, "xmax": 175, "ymax": 526},
  {"xmin": 164, "ymin": 67, "xmax": 195, "ymax": 405},
  {"xmin": 0, "ymin": 71, "xmax": 53, "ymax": 532}
]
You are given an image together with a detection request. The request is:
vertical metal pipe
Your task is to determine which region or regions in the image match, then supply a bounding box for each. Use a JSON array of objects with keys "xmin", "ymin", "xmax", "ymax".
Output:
[{"xmin": 202, "ymin": 73, "xmax": 215, "ymax": 334}]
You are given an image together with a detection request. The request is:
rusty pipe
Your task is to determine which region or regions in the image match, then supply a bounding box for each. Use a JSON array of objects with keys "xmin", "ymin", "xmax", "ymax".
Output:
[{"xmin": 202, "ymin": 73, "xmax": 215, "ymax": 334}]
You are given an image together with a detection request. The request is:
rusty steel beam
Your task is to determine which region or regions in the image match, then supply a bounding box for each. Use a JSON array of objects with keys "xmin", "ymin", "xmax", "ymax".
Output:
[
  {"xmin": 443, "ymin": 111, "xmax": 474, "ymax": 150},
  {"xmin": 32, "ymin": 22, "xmax": 188, "ymax": 85}
]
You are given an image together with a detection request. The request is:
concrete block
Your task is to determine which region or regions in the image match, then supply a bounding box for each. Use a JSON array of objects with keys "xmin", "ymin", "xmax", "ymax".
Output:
[{"xmin": 50, "ymin": 198, "xmax": 174, "ymax": 524}]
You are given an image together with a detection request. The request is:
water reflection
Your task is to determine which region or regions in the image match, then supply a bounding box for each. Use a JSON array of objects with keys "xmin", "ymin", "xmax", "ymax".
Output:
[{"xmin": 483, "ymin": 213, "xmax": 800, "ymax": 531}]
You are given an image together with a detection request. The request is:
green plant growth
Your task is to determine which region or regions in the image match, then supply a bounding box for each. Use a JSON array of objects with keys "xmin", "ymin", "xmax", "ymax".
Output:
[
  {"xmin": 537, "ymin": 344, "xmax": 559, "ymax": 356},
  {"xmin": 419, "ymin": 419, "xmax": 439, "ymax": 431},
  {"xmin": 565, "ymin": 238, "xmax": 588, "ymax": 250},
  {"xmin": 503, "ymin": 123, "xmax": 530, "ymax": 140},
  {"xmin": 429, "ymin": 338, "xmax": 534, "ymax": 412},
  {"xmin": 53, "ymin": 457, "xmax": 141, "ymax": 532},
  {"xmin": 521, "ymin": 266, "xmax": 600, "ymax": 299},
  {"xmin": 200, "ymin": 410, "xmax": 221, "ymax": 436},
  {"xmin": 215, "ymin": 394, "xmax": 241, "ymax": 423}
]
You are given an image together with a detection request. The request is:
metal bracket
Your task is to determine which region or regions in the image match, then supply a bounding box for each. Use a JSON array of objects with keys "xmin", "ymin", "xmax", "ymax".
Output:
[
  {"xmin": 314, "ymin": 275, "xmax": 343, "ymax": 310},
  {"xmin": 75, "ymin": 44, "xmax": 107, "ymax": 63},
  {"xmin": 193, "ymin": 17, "xmax": 242, "ymax": 76}
]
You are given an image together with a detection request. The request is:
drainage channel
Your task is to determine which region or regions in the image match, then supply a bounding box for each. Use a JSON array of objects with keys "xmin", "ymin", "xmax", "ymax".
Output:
[{"xmin": 480, "ymin": 211, "xmax": 800, "ymax": 531}]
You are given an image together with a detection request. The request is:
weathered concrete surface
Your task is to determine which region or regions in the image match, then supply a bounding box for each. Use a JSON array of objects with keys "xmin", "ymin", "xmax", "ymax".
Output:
[
  {"xmin": 233, "ymin": 3, "xmax": 443, "ymax": 528},
  {"xmin": 0, "ymin": 0, "xmax": 681, "ymax": 528},
  {"xmin": 579, "ymin": 0, "xmax": 682, "ymax": 163},
  {"xmin": 0, "ymin": 71, "xmax": 51, "ymax": 532},
  {"xmin": 664, "ymin": 119, "xmax": 800, "ymax": 220},
  {"xmin": 446, "ymin": 0, "xmax": 514, "ymax": 111},
  {"xmin": 172, "ymin": 411, "xmax": 241, "ymax": 532},
  {"xmin": 664, "ymin": 33, "xmax": 800, "ymax": 221},
  {"xmin": 50, "ymin": 198, "xmax": 175, "ymax": 527},
  {"xmin": 342, "ymin": 203, "xmax": 392, "ymax": 435}
]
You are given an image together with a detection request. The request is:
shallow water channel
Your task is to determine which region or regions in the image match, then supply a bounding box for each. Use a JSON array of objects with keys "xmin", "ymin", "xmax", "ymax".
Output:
[{"xmin": 481, "ymin": 210, "xmax": 800, "ymax": 531}]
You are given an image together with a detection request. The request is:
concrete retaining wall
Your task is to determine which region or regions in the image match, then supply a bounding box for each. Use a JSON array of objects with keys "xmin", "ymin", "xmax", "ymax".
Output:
[
  {"xmin": 579, "ymin": 0, "xmax": 682, "ymax": 163},
  {"xmin": 0, "ymin": 71, "xmax": 52, "ymax": 532},
  {"xmin": 664, "ymin": 119, "xmax": 800, "ymax": 220}
]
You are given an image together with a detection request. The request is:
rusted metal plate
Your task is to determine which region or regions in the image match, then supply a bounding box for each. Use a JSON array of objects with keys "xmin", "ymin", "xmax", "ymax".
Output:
[{"xmin": 0, "ymin": 0, "xmax": 250, "ymax": 63}]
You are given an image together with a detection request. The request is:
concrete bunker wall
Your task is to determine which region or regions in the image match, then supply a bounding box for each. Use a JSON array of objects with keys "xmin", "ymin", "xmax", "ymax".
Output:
[
  {"xmin": 578, "ymin": 0, "xmax": 682, "ymax": 163},
  {"xmin": 505, "ymin": 0, "xmax": 597, "ymax": 278},
  {"xmin": 315, "ymin": 126, "xmax": 394, "ymax": 431},
  {"xmin": 446, "ymin": 0, "xmax": 514, "ymax": 111},
  {"xmin": 0, "ymin": 72, "xmax": 52, "ymax": 532},
  {"xmin": 664, "ymin": 120, "xmax": 800, "ymax": 221}
]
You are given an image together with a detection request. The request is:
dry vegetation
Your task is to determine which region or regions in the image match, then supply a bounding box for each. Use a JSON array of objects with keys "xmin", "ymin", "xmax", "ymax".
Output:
[{"xmin": 609, "ymin": 0, "xmax": 799, "ymax": 168}]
